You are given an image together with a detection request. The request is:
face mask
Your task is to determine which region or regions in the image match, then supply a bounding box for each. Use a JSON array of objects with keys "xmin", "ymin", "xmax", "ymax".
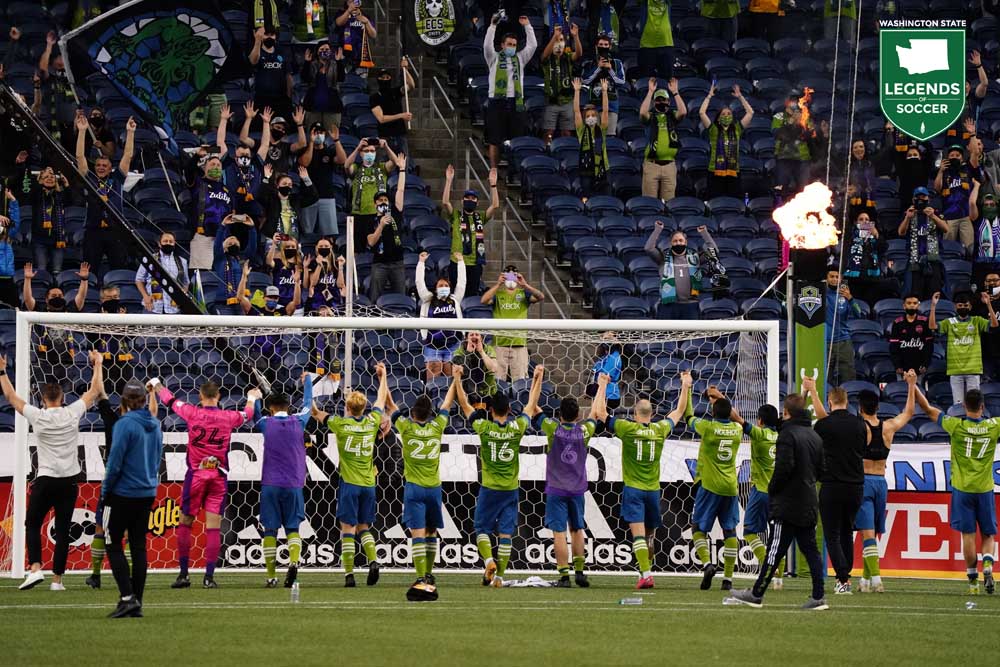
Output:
[
  {"xmin": 160, "ymin": 244, "xmax": 175, "ymax": 255},
  {"xmin": 277, "ymin": 185, "xmax": 292, "ymax": 197},
  {"xmin": 376, "ymin": 203, "xmax": 391, "ymax": 217},
  {"xmin": 436, "ymin": 286, "xmax": 451, "ymax": 299},
  {"xmin": 463, "ymin": 200, "xmax": 477, "ymax": 212},
  {"xmin": 206, "ymin": 165, "xmax": 224, "ymax": 180},
  {"xmin": 362, "ymin": 152, "xmax": 376, "ymax": 166},
  {"xmin": 554, "ymin": 42, "xmax": 565, "ymax": 52},
  {"xmin": 378, "ymin": 79, "xmax": 392, "ymax": 90},
  {"xmin": 47, "ymin": 296, "xmax": 66, "ymax": 311},
  {"xmin": 271, "ymin": 127, "xmax": 285, "ymax": 139},
  {"xmin": 585, "ymin": 116, "xmax": 598, "ymax": 127},
  {"xmin": 671, "ymin": 244, "xmax": 687, "ymax": 255},
  {"xmin": 957, "ymin": 307, "xmax": 971, "ymax": 317},
  {"xmin": 236, "ymin": 156, "xmax": 251, "ymax": 167},
  {"xmin": 654, "ymin": 102, "xmax": 668, "ymax": 112},
  {"xmin": 319, "ymin": 50, "xmax": 332, "ymax": 60},
  {"xmin": 317, "ymin": 247, "xmax": 332, "ymax": 258},
  {"xmin": 720, "ymin": 116, "xmax": 733, "ymax": 127},
  {"xmin": 313, "ymin": 134, "xmax": 326, "ymax": 144},
  {"xmin": 914, "ymin": 198, "xmax": 928, "ymax": 208},
  {"xmin": 504, "ymin": 46, "xmax": 517, "ymax": 57},
  {"xmin": 90, "ymin": 115, "xmax": 104, "ymax": 127},
  {"xmin": 505, "ymin": 280, "xmax": 517, "ymax": 290},
  {"xmin": 597, "ymin": 46, "xmax": 610, "ymax": 58},
  {"xmin": 904, "ymin": 307, "xmax": 919, "ymax": 316},
  {"xmin": 266, "ymin": 299, "xmax": 279, "ymax": 310},
  {"xmin": 102, "ymin": 299, "xmax": 120, "ymax": 313},
  {"xmin": 907, "ymin": 155, "xmax": 920, "ymax": 161},
  {"xmin": 284, "ymin": 248, "xmax": 297, "ymax": 259},
  {"xmin": 226, "ymin": 245, "xmax": 241, "ymax": 257},
  {"xmin": 983, "ymin": 205, "xmax": 998, "ymax": 218},
  {"xmin": 263, "ymin": 37, "xmax": 276, "ymax": 48}
]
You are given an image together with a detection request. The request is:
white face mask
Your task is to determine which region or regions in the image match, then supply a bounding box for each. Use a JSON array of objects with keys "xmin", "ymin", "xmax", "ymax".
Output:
[
  {"xmin": 554, "ymin": 42, "xmax": 565, "ymax": 52},
  {"xmin": 585, "ymin": 116, "xmax": 598, "ymax": 127},
  {"xmin": 436, "ymin": 286, "xmax": 451, "ymax": 299},
  {"xmin": 505, "ymin": 280, "xmax": 517, "ymax": 290}
]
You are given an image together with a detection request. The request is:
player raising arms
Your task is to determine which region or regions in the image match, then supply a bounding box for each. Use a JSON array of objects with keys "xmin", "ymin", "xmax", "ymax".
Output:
[
  {"xmin": 254, "ymin": 373, "xmax": 313, "ymax": 588},
  {"xmin": 690, "ymin": 386, "xmax": 745, "ymax": 591},
  {"xmin": 523, "ymin": 365, "xmax": 602, "ymax": 588},
  {"xmin": 385, "ymin": 370, "xmax": 458, "ymax": 594},
  {"xmin": 914, "ymin": 385, "xmax": 1000, "ymax": 595},
  {"xmin": 150, "ymin": 378, "xmax": 260, "ymax": 589},
  {"xmin": 312, "ymin": 364, "xmax": 388, "ymax": 588},
  {"xmin": 453, "ymin": 362, "xmax": 538, "ymax": 588},
  {"xmin": 853, "ymin": 371, "xmax": 917, "ymax": 593},
  {"xmin": 706, "ymin": 386, "xmax": 781, "ymax": 590},
  {"xmin": 592, "ymin": 370, "xmax": 692, "ymax": 590}
]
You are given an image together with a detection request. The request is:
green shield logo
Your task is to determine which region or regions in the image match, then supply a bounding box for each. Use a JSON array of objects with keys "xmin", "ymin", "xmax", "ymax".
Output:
[{"xmin": 880, "ymin": 28, "xmax": 966, "ymax": 141}]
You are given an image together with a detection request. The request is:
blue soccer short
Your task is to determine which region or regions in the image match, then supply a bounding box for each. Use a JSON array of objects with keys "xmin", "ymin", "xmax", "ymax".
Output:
[
  {"xmin": 260, "ymin": 485, "xmax": 305, "ymax": 533},
  {"xmin": 692, "ymin": 486, "xmax": 740, "ymax": 533},
  {"xmin": 743, "ymin": 487, "xmax": 770, "ymax": 535},
  {"xmin": 474, "ymin": 488, "xmax": 519, "ymax": 535},
  {"xmin": 422, "ymin": 345, "xmax": 458, "ymax": 363},
  {"xmin": 403, "ymin": 482, "xmax": 444, "ymax": 531},
  {"xmin": 950, "ymin": 489, "xmax": 997, "ymax": 536},
  {"xmin": 855, "ymin": 474, "xmax": 888, "ymax": 533},
  {"xmin": 337, "ymin": 481, "xmax": 377, "ymax": 526},
  {"xmin": 621, "ymin": 486, "xmax": 662, "ymax": 528},
  {"xmin": 545, "ymin": 494, "xmax": 585, "ymax": 532}
]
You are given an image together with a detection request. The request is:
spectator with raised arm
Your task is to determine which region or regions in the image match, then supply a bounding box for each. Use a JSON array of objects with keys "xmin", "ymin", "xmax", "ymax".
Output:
[
  {"xmin": 335, "ymin": 0, "xmax": 378, "ymax": 77},
  {"xmin": 481, "ymin": 265, "xmax": 545, "ymax": 382},
  {"xmin": 218, "ymin": 102, "xmax": 271, "ymax": 220},
  {"xmin": 825, "ymin": 269, "xmax": 862, "ymax": 385},
  {"xmin": 541, "ymin": 23, "xmax": 583, "ymax": 145},
  {"xmin": 258, "ymin": 164, "xmax": 319, "ymax": 241},
  {"xmin": 930, "ymin": 290, "xmax": 998, "ymax": 405},
  {"xmin": 265, "ymin": 235, "xmax": 305, "ymax": 315},
  {"xmin": 214, "ymin": 242, "xmax": 253, "ymax": 315},
  {"xmin": 889, "ymin": 294, "xmax": 935, "ymax": 382},
  {"xmin": 37, "ymin": 31, "xmax": 75, "ymax": 150},
  {"xmin": 136, "ymin": 232, "xmax": 189, "ymax": 315},
  {"xmin": 186, "ymin": 148, "xmax": 235, "ymax": 271},
  {"xmin": 574, "ymin": 77, "xmax": 610, "ymax": 200},
  {"xmin": 644, "ymin": 220, "xmax": 714, "ymax": 320},
  {"xmin": 249, "ymin": 26, "xmax": 294, "ymax": 122},
  {"xmin": 699, "ymin": 83, "xmax": 753, "ymax": 199},
  {"xmin": 581, "ymin": 33, "xmax": 626, "ymax": 135},
  {"xmin": 29, "ymin": 167, "xmax": 71, "ymax": 273},
  {"xmin": 640, "ymin": 78, "xmax": 685, "ymax": 202},
  {"xmin": 367, "ymin": 155, "xmax": 408, "ymax": 303},
  {"xmin": 299, "ymin": 122, "xmax": 347, "ymax": 238},
  {"xmin": 370, "ymin": 60, "xmax": 415, "ymax": 156},
  {"xmin": 443, "ymin": 164, "xmax": 498, "ymax": 296},
  {"xmin": 638, "ymin": 0, "xmax": 675, "ymax": 80},
  {"xmin": 242, "ymin": 106, "xmax": 308, "ymax": 173},
  {"xmin": 301, "ymin": 41, "xmax": 345, "ymax": 132},
  {"xmin": 306, "ymin": 240, "xmax": 346, "ymax": 313},
  {"xmin": 452, "ymin": 331, "xmax": 500, "ymax": 411},
  {"xmin": 935, "ymin": 144, "xmax": 976, "ymax": 255},
  {"xmin": 23, "ymin": 261, "xmax": 89, "ymax": 313},
  {"xmin": 417, "ymin": 251, "xmax": 467, "ymax": 382},
  {"xmin": 346, "ymin": 137, "xmax": 402, "ymax": 254},
  {"xmin": 772, "ymin": 96, "xmax": 816, "ymax": 196},
  {"xmin": 483, "ymin": 14, "xmax": 537, "ymax": 168},
  {"xmin": 898, "ymin": 187, "xmax": 947, "ymax": 299}
]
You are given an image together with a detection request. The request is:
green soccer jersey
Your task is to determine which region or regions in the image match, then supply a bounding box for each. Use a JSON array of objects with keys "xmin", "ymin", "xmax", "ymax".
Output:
[
  {"xmin": 540, "ymin": 418, "xmax": 597, "ymax": 449},
  {"xmin": 939, "ymin": 316, "xmax": 990, "ymax": 376},
  {"xmin": 327, "ymin": 409, "xmax": 383, "ymax": 487},
  {"xmin": 472, "ymin": 412, "xmax": 530, "ymax": 491},
  {"xmin": 940, "ymin": 415, "xmax": 1000, "ymax": 493},
  {"xmin": 746, "ymin": 424, "xmax": 778, "ymax": 494},
  {"xmin": 394, "ymin": 411, "xmax": 448, "ymax": 488},
  {"xmin": 690, "ymin": 417, "xmax": 743, "ymax": 496},
  {"xmin": 612, "ymin": 417, "xmax": 676, "ymax": 492},
  {"xmin": 492, "ymin": 288, "xmax": 531, "ymax": 347}
]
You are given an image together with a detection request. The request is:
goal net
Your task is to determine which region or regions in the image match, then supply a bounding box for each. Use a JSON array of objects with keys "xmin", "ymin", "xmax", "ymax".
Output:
[{"xmin": 1, "ymin": 312, "xmax": 779, "ymax": 578}]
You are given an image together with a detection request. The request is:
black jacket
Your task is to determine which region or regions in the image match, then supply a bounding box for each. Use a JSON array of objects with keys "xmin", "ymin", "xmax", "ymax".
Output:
[
  {"xmin": 769, "ymin": 416, "xmax": 825, "ymax": 527},
  {"xmin": 814, "ymin": 409, "xmax": 867, "ymax": 485}
]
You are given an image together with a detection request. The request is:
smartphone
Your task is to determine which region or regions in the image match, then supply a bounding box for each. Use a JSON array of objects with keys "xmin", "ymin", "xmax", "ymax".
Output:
[
  {"xmin": 711, "ymin": 78, "xmax": 717, "ymax": 88},
  {"xmin": 233, "ymin": 214, "xmax": 246, "ymax": 223}
]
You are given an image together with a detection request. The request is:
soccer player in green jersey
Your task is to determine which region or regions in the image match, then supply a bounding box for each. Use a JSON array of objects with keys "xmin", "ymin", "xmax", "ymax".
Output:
[
  {"xmin": 312, "ymin": 363, "xmax": 388, "ymax": 588},
  {"xmin": 385, "ymin": 373, "xmax": 457, "ymax": 589},
  {"xmin": 689, "ymin": 389, "xmax": 746, "ymax": 591},
  {"xmin": 707, "ymin": 386, "xmax": 782, "ymax": 589},
  {"xmin": 453, "ymin": 364, "xmax": 540, "ymax": 588},
  {"xmin": 915, "ymin": 386, "xmax": 1000, "ymax": 595},
  {"xmin": 592, "ymin": 370, "xmax": 693, "ymax": 590}
]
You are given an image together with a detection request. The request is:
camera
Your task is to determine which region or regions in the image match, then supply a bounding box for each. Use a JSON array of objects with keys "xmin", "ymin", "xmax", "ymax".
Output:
[{"xmin": 700, "ymin": 245, "xmax": 730, "ymax": 293}]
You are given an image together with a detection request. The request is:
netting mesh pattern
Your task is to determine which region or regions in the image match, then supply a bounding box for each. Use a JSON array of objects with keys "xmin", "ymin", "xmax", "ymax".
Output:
[{"xmin": 2, "ymin": 318, "xmax": 774, "ymax": 576}]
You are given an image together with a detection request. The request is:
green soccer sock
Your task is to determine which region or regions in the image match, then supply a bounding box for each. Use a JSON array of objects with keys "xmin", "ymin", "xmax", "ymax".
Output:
[
  {"xmin": 412, "ymin": 538, "xmax": 427, "ymax": 578},
  {"xmin": 692, "ymin": 531, "xmax": 710, "ymax": 565},
  {"xmin": 633, "ymin": 536, "xmax": 651, "ymax": 574},
  {"xmin": 342, "ymin": 534, "xmax": 356, "ymax": 574},
  {"xmin": 862, "ymin": 538, "xmax": 879, "ymax": 577},
  {"xmin": 497, "ymin": 537, "xmax": 512, "ymax": 576},
  {"xmin": 288, "ymin": 532, "xmax": 302, "ymax": 566},
  {"xmin": 91, "ymin": 535, "xmax": 106, "ymax": 575},
  {"xmin": 984, "ymin": 555, "xmax": 994, "ymax": 575},
  {"xmin": 359, "ymin": 530, "xmax": 378, "ymax": 564},
  {"xmin": 744, "ymin": 533, "xmax": 766, "ymax": 565},
  {"xmin": 723, "ymin": 536, "xmax": 738, "ymax": 579},
  {"xmin": 425, "ymin": 536, "xmax": 438, "ymax": 575},
  {"xmin": 573, "ymin": 555, "xmax": 585, "ymax": 574},
  {"xmin": 558, "ymin": 565, "xmax": 570, "ymax": 577},
  {"xmin": 263, "ymin": 535, "xmax": 277, "ymax": 577},
  {"xmin": 862, "ymin": 557, "xmax": 871, "ymax": 579},
  {"xmin": 476, "ymin": 533, "xmax": 493, "ymax": 564}
]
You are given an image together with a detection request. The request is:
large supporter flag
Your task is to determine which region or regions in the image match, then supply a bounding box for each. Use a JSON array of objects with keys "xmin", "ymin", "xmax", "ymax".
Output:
[
  {"xmin": 404, "ymin": 0, "xmax": 468, "ymax": 53},
  {"xmin": 59, "ymin": 0, "xmax": 242, "ymax": 142}
]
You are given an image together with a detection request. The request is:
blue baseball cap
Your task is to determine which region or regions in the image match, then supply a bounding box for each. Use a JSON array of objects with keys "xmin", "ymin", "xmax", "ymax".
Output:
[
  {"xmin": 463, "ymin": 189, "xmax": 479, "ymax": 199},
  {"xmin": 912, "ymin": 186, "xmax": 930, "ymax": 197}
]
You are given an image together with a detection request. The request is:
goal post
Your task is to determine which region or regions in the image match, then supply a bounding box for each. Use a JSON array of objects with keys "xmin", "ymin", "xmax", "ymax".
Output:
[{"xmin": 4, "ymin": 311, "xmax": 779, "ymax": 578}]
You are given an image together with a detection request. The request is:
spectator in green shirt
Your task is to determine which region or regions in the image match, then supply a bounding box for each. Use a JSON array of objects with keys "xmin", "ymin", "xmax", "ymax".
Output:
[
  {"xmin": 442, "ymin": 163, "xmax": 500, "ymax": 295},
  {"xmin": 452, "ymin": 331, "xmax": 499, "ymax": 411},
  {"xmin": 701, "ymin": 0, "xmax": 740, "ymax": 42},
  {"xmin": 640, "ymin": 78, "xmax": 686, "ymax": 202},
  {"xmin": 541, "ymin": 23, "xmax": 583, "ymax": 145},
  {"xmin": 929, "ymin": 290, "xmax": 998, "ymax": 405},
  {"xmin": 480, "ymin": 264, "xmax": 545, "ymax": 381},
  {"xmin": 638, "ymin": 0, "xmax": 674, "ymax": 79},
  {"xmin": 574, "ymin": 77, "xmax": 610, "ymax": 200}
]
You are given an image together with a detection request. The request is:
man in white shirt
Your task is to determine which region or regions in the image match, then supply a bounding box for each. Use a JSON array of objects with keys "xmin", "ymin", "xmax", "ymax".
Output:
[
  {"xmin": 484, "ymin": 13, "xmax": 537, "ymax": 169},
  {"xmin": 0, "ymin": 351, "xmax": 104, "ymax": 591}
]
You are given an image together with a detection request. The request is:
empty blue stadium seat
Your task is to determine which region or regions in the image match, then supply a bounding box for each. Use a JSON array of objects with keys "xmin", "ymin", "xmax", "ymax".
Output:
[{"xmin": 608, "ymin": 296, "xmax": 651, "ymax": 319}]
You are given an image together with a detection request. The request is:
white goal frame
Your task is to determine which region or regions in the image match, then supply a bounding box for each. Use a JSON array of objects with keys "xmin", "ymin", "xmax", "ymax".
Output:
[{"xmin": 9, "ymin": 311, "xmax": 780, "ymax": 578}]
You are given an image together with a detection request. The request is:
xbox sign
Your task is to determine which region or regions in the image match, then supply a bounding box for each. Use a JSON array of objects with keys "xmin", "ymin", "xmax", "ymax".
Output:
[{"xmin": 879, "ymin": 20, "xmax": 966, "ymax": 141}]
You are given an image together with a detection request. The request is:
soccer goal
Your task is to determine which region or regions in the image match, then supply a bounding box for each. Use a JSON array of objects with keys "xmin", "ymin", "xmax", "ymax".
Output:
[{"xmin": 1, "ymin": 312, "xmax": 779, "ymax": 579}]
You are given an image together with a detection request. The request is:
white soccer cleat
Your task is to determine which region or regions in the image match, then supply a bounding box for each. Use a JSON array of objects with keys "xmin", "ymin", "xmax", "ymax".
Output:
[
  {"xmin": 50, "ymin": 582, "xmax": 65, "ymax": 591},
  {"xmin": 490, "ymin": 575, "xmax": 504, "ymax": 588},
  {"xmin": 18, "ymin": 571, "xmax": 44, "ymax": 590},
  {"xmin": 873, "ymin": 581, "xmax": 885, "ymax": 593},
  {"xmin": 859, "ymin": 578, "xmax": 871, "ymax": 593},
  {"xmin": 772, "ymin": 578, "xmax": 783, "ymax": 591}
]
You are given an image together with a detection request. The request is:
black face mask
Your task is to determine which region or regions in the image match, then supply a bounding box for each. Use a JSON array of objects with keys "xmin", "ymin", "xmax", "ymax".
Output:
[
  {"xmin": 913, "ymin": 198, "xmax": 929, "ymax": 208},
  {"xmin": 226, "ymin": 245, "xmax": 241, "ymax": 257},
  {"xmin": 904, "ymin": 307, "xmax": 918, "ymax": 316},
  {"xmin": 277, "ymin": 185, "xmax": 292, "ymax": 197},
  {"xmin": 317, "ymin": 247, "xmax": 332, "ymax": 258},
  {"xmin": 671, "ymin": 244, "xmax": 687, "ymax": 255},
  {"xmin": 956, "ymin": 307, "xmax": 971, "ymax": 317},
  {"xmin": 102, "ymin": 299, "xmax": 120, "ymax": 313},
  {"xmin": 463, "ymin": 200, "xmax": 477, "ymax": 212},
  {"xmin": 378, "ymin": 79, "xmax": 392, "ymax": 91},
  {"xmin": 263, "ymin": 37, "xmax": 276, "ymax": 48},
  {"xmin": 271, "ymin": 127, "xmax": 285, "ymax": 139},
  {"xmin": 47, "ymin": 296, "xmax": 66, "ymax": 311},
  {"xmin": 160, "ymin": 244, "xmax": 175, "ymax": 255},
  {"xmin": 654, "ymin": 102, "xmax": 668, "ymax": 113},
  {"xmin": 90, "ymin": 115, "xmax": 104, "ymax": 127},
  {"xmin": 284, "ymin": 248, "xmax": 297, "ymax": 259}
]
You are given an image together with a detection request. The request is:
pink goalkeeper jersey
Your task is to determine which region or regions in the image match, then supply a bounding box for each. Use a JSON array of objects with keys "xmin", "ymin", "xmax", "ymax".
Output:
[{"xmin": 161, "ymin": 387, "xmax": 253, "ymax": 472}]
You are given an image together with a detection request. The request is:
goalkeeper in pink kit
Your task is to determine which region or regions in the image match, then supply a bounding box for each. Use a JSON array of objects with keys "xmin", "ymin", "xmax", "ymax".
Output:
[{"xmin": 148, "ymin": 378, "xmax": 261, "ymax": 589}]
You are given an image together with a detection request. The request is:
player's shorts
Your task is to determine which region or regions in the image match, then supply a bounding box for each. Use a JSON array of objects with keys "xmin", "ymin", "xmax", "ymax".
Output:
[
  {"xmin": 743, "ymin": 487, "xmax": 770, "ymax": 535},
  {"xmin": 855, "ymin": 474, "xmax": 888, "ymax": 533},
  {"xmin": 181, "ymin": 469, "xmax": 228, "ymax": 516},
  {"xmin": 545, "ymin": 494, "xmax": 585, "ymax": 532},
  {"xmin": 403, "ymin": 482, "xmax": 444, "ymax": 531},
  {"xmin": 422, "ymin": 345, "xmax": 458, "ymax": 363},
  {"xmin": 692, "ymin": 486, "xmax": 740, "ymax": 533},
  {"xmin": 260, "ymin": 485, "xmax": 305, "ymax": 533},
  {"xmin": 337, "ymin": 481, "xmax": 377, "ymax": 526},
  {"xmin": 621, "ymin": 486, "xmax": 662, "ymax": 528},
  {"xmin": 474, "ymin": 487, "xmax": 519, "ymax": 535},
  {"xmin": 950, "ymin": 489, "xmax": 997, "ymax": 536}
]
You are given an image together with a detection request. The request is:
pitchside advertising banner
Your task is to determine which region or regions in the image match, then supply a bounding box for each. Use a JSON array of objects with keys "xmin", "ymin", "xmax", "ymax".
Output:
[
  {"xmin": 1, "ymin": 434, "xmax": 997, "ymax": 578},
  {"xmin": 879, "ymin": 19, "xmax": 966, "ymax": 142}
]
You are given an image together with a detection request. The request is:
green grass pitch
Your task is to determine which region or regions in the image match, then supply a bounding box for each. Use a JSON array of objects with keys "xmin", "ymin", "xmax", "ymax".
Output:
[{"xmin": 1, "ymin": 573, "xmax": 995, "ymax": 665}]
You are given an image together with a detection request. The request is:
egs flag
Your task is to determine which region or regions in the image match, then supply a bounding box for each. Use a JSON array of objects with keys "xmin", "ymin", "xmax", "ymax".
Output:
[
  {"xmin": 404, "ymin": 0, "xmax": 467, "ymax": 53},
  {"xmin": 59, "ymin": 0, "xmax": 243, "ymax": 142},
  {"xmin": 879, "ymin": 22, "xmax": 966, "ymax": 142}
]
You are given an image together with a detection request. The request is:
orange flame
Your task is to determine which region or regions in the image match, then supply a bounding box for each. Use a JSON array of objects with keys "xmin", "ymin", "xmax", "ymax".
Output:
[
  {"xmin": 772, "ymin": 182, "xmax": 840, "ymax": 250},
  {"xmin": 797, "ymin": 87, "xmax": 814, "ymax": 133}
]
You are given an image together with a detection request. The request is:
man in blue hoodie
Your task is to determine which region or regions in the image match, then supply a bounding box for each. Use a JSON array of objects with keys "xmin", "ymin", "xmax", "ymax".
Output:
[
  {"xmin": 103, "ymin": 380, "xmax": 163, "ymax": 619},
  {"xmin": 826, "ymin": 268, "xmax": 862, "ymax": 386}
]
